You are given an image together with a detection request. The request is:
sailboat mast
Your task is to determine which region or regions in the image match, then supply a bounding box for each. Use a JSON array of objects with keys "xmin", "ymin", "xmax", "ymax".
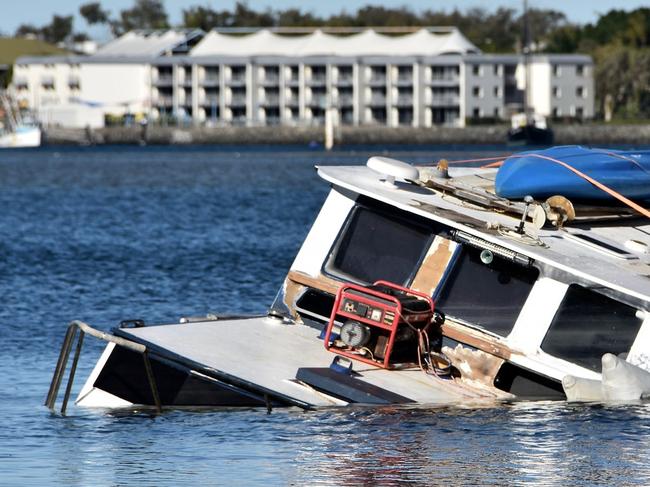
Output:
[{"xmin": 523, "ymin": 0, "xmax": 530, "ymax": 116}]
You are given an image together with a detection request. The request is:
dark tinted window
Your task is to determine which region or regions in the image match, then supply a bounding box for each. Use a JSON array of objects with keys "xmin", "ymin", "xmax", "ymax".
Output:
[
  {"xmin": 327, "ymin": 206, "xmax": 432, "ymax": 285},
  {"xmin": 541, "ymin": 285, "xmax": 643, "ymax": 371},
  {"xmin": 435, "ymin": 246, "xmax": 539, "ymax": 336}
]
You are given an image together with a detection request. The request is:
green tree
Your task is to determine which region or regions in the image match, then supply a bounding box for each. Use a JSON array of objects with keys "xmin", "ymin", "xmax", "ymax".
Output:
[
  {"xmin": 117, "ymin": 0, "xmax": 169, "ymax": 32},
  {"xmin": 231, "ymin": 2, "xmax": 274, "ymax": 27},
  {"xmin": 80, "ymin": 2, "xmax": 110, "ymax": 25},
  {"xmin": 15, "ymin": 24, "xmax": 41, "ymax": 37},
  {"xmin": 41, "ymin": 15, "xmax": 74, "ymax": 43},
  {"xmin": 182, "ymin": 6, "xmax": 232, "ymax": 30}
]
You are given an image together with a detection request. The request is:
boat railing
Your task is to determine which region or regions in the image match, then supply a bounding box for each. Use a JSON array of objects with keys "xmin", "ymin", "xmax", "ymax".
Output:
[{"xmin": 45, "ymin": 320, "xmax": 162, "ymax": 415}]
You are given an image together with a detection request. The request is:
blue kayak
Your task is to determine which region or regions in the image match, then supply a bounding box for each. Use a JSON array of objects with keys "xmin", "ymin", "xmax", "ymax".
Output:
[{"xmin": 495, "ymin": 146, "xmax": 650, "ymax": 202}]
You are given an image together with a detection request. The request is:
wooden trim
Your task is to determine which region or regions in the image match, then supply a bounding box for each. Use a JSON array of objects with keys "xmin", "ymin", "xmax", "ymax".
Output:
[
  {"xmin": 288, "ymin": 269, "xmax": 512, "ymax": 361},
  {"xmin": 287, "ymin": 270, "xmax": 342, "ymax": 295},
  {"xmin": 441, "ymin": 320, "xmax": 512, "ymax": 360}
]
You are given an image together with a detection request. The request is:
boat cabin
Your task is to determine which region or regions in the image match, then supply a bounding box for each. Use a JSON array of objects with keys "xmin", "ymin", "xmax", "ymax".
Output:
[{"xmin": 271, "ymin": 158, "xmax": 650, "ymax": 399}]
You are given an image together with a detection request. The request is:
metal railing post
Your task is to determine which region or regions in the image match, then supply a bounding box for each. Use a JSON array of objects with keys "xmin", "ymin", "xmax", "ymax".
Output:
[{"xmin": 46, "ymin": 320, "xmax": 162, "ymax": 415}]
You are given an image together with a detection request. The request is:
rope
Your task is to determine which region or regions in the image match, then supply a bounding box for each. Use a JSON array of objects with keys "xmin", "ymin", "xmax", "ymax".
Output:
[
  {"xmin": 503, "ymin": 153, "xmax": 650, "ymax": 220},
  {"xmin": 427, "ymin": 151, "xmax": 650, "ymax": 220}
]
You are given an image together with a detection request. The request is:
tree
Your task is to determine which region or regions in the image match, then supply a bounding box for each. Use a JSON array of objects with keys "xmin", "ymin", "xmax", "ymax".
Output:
[
  {"xmin": 545, "ymin": 24, "xmax": 582, "ymax": 53},
  {"xmin": 182, "ymin": 6, "xmax": 232, "ymax": 31},
  {"xmin": 117, "ymin": 0, "xmax": 169, "ymax": 32},
  {"xmin": 230, "ymin": 2, "xmax": 273, "ymax": 27},
  {"xmin": 80, "ymin": 2, "xmax": 110, "ymax": 25},
  {"xmin": 276, "ymin": 9, "xmax": 321, "ymax": 27},
  {"xmin": 15, "ymin": 24, "xmax": 41, "ymax": 37},
  {"xmin": 41, "ymin": 15, "xmax": 74, "ymax": 43},
  {"xmin": 594, "ymin": 45, "xmax": 650, "ymax": 119}
]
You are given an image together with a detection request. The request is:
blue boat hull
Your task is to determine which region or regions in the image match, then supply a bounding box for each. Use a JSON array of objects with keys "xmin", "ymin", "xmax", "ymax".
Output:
[{"xmin": 495, "ymin": 146, "xmax": 650, "ymax": 202}]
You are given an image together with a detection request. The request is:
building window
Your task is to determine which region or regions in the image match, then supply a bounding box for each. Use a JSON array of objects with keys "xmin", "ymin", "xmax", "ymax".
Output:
[
  {"xmin": 493, "ymin": 86, "xmax": 501, "ymax": 98},
  {"xmin": 472, "ymin": 107, "xmax": 480, "ymax": 118},
  {"xmin": 553, "ymin": 64, "xmax": 561, "ymax": 76},
  {"xmin": 552, "ymin": 86, "xmax": 561, "ymax": 98},
  {"xmin": 540, "ymin": 285, "xmax": 643, "ymax": 371},
  {"xmin": 576, "ymin": 64, "xmax": 584, "ymax": 76},
  {"xmin": 575, "ymin": 107, "xmax": 584, "ymax": 118},
  {"xmin": 576, "ymin": 86, "xmax": 585, "ymax": 98},
  {"xmin": 494, "ymin": 107, "xmax": 500, "ymax": 118},
  {"xmin": 552, "ymin": 107, "xmax": 560, "ymax": 118},
  {"xmin": 493, "ymin": 64, "xmax": 500, "ymax": 76},
  {"xmin": 472, "ymin": 65, "xmax": 481, "ymax": 76},
  {"xmin": 472, "ymin": 86, "xmax": 482, "ymax": 98}
]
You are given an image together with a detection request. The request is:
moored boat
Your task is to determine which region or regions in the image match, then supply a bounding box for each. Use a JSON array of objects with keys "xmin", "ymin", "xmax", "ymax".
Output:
[
  {"xmin": 46, "ymin": 153, "xmax": 650, "ymax": 413},
  {"xmin": 0, "ymin": 95, "xmax": 41, "ymax": 148}
]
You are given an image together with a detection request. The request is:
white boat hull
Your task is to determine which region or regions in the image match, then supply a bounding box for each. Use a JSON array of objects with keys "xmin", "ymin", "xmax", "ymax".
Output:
[{"xmin": 0, "ymin": 126, "xmax": 41, "ymax": 148}]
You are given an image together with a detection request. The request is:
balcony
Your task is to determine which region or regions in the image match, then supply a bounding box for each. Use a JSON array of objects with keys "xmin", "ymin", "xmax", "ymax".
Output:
[
  {"xmin": 201, "ymin": 76, "xmax": 219, "ymax": 87},
  {"xmin": 228, "ymin": 95, "xmax": 247, "ymax": 106},
  {"xmin": 260, "ymin": 94, "xmax": 280, "ymax": 106},
  {"xmin": 260, "ymin": 74, "xmax": 279, "ymax": 86},
  {"xmin": 367, "ymin": 95, "xmax": 386, "ymax": 106},
  {"xmin": 334, "ymin": 94, "xmax": 354, "ymax": 106},
  {"xmin": 395, "ymin": 94, "xmax": 413, "ymax": 106},
  {"xmin": 429, "ymin": 96, "xmax": 460, "ymax": 106},
  {"xmin": 368, "ymin": 75, "xmax": 386, "ymax": 86},
  {"xmin": 200, "ymin": 95, "xmax": 220, "ymax": 106},
  {"xmin": 227, "ymin": 75, "xmax": 247, "ymax": 86},
  {"xmin": 428, "ymin": 74, "xmax": 459, "ymax": 85},
  {"xmin": 335, "ymin": 74, "xmax": 353, "ymax": 86},
  {"xmin": 154, "ymin": 75, "xmax": 173, "ymax": 86},
  {"xmin": 155, "ymin": 96, "xmax": 173, "ymax": 107},
  {"xmin": 285, "ymin": 95, "xmax": 300, "ymax": 106},
  {"xmin": 394, "ymin": 74, "xmax": 413, "ymax": 86},
  {"xmin": 307, "ymin": 74, "xmax": 326, "ymax": 85}
]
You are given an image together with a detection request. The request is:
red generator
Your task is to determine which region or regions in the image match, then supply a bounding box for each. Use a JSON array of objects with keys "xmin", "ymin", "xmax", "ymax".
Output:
[{"xmin": 324, "ymin": 280, "xmax": 435, "ymax": 369}]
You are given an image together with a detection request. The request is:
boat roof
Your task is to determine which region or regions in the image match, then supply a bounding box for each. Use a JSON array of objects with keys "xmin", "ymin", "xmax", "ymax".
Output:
[{"xmin": 317, "ymin": 164, "xmax": 650, "ymax": 304}]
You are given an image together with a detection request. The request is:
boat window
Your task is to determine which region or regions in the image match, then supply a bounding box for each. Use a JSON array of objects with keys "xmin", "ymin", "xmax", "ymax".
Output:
[
  {"xmin": 540, "ymin": 285, "xmax": 644, "ymax": 372},
  {"xmin": 325, "ymin": 205, "xmax": 433, "ymax": 286},
  {"xmin": 434, "ymin": 246, "xmax": 539, "ymax": 336}
]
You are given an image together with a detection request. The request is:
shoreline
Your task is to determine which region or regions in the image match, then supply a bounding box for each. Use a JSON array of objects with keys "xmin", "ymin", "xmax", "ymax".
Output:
[{"xmin": 43, "ymin": 124, "xmax": 650, "ymax": 146}]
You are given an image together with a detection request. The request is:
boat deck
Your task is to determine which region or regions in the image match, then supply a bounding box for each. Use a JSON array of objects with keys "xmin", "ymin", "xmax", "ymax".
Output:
[{"xmin": 118, "ymin": 316, "xmax": 486, "ymax": 407}]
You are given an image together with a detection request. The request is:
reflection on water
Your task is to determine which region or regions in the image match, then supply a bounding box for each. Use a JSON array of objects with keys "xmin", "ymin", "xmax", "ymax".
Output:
[{"xmin": 1, "ymin": 145, "xmax": 650, "ymax": 485}]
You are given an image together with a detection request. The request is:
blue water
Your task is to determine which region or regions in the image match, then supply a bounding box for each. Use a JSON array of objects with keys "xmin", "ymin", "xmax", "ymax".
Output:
[{"xmin": 1, "ymin": 145, "xmax": 650, "ymax": 486}]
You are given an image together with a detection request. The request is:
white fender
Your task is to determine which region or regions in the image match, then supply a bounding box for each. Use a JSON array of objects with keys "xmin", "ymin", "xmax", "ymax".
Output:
[
  {"xmin": 601, "ymin": 353, "xmax": 650, "ymax": 401},
  {"xmin": 562, "ymin": 375, "xmax": 603, "ymax": 402}
]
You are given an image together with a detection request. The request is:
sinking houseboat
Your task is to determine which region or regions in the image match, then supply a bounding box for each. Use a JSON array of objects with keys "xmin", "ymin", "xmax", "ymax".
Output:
[{"xmin": 47, "ymin": 153, "xmax": 650, "ymax": 412}]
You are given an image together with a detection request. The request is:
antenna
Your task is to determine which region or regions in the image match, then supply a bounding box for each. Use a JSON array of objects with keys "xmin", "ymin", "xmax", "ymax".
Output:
[{"xmin": 522, "ymin": 0, "xmax": 530, "ymax": 117}]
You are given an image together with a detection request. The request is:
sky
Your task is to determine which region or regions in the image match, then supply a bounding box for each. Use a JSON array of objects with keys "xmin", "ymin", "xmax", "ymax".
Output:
[{"xmin": 2, "ymin": 0, "xmax": 648, "ymax": 36}]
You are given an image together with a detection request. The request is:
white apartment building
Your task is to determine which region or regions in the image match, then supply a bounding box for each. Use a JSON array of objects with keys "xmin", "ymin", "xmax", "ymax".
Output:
[{"xmin": 11, "ymin": 28, "xmax": 594, "ymax": 129}]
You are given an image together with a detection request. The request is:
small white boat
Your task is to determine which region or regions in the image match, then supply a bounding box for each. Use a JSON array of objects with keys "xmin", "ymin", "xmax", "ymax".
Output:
[
  {"xmin": 0, "ymin": 95, "xmax": 41, "ymax": 148},
  {"xmin": 0, "ymin": 123, "xmax": 41, "ymax": 148},
  {"xmin": 46, "ymin": 155, "xmax": 650, "ymax": 413}
]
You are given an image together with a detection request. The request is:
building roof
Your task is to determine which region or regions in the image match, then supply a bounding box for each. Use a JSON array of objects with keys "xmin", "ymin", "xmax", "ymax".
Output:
[
  {"xmin": 190, "ymin": 27, "xmax": 480, "ymax": 57},
  {"xmin": 92, "ymin": 29, "xmax": 204, "ymax": 58}
]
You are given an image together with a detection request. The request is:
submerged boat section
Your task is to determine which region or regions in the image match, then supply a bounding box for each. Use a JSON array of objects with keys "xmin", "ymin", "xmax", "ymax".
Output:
[{"xmin": 49, "ymin": 152, "xmax": 650, "ymax": 412}]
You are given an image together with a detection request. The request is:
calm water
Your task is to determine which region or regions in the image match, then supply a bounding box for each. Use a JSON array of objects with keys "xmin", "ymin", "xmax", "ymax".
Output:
[{"xmin": 1, "ymin": 144, "xmax": 650, "ymax": 486}]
